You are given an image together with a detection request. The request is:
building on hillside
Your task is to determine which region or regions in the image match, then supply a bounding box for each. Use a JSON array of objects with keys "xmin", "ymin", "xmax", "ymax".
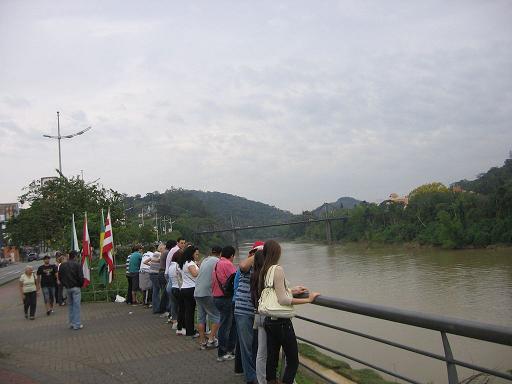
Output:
[{"xmin": 387, "ymin": 193, "xmax": 409, "ymax": 206}]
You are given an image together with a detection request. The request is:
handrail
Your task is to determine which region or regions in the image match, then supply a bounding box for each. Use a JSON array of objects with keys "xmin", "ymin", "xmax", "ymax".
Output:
[
  {"xmin": 312, "ymin": 295, "xmax": 512, "ymax": 346},
  {"xmin": 294, "ymin": 295, "xmax": 512, "ymax": 384}
]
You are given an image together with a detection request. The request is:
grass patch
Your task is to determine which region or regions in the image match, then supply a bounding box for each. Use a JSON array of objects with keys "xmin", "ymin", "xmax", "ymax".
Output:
[
  {"xmin": 298, "ymin": 343, "xmax": 397, "ymax": 384},
  {"xmin": 82, "ymin": 259, "xmax": 128, "ymax": 302}
]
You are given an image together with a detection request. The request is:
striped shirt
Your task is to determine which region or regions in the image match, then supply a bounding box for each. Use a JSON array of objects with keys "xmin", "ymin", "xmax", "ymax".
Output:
[
  {"xmin": 125, "ymin": 254, "xmax": 131, "ymax": 275},
  {"xmin": 234, "ymin": 267, "xmax": 254, "ymax": 316}
]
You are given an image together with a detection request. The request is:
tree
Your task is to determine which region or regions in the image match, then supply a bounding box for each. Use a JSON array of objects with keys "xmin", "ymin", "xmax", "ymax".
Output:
[{"xmin": 6, "ymin": 176, "xmax": 124, "ymax": 250}]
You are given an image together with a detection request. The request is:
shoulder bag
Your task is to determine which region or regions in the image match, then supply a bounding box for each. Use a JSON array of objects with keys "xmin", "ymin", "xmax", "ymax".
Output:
[{"xmin": 257, "ymin": 265, "xmax": 295, "ymax": 318}]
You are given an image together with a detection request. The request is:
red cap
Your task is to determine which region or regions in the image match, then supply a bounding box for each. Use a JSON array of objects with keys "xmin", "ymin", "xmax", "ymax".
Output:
[{"xmin": 251, "ymin": 241, "xmax": 265, "ymax": 250}]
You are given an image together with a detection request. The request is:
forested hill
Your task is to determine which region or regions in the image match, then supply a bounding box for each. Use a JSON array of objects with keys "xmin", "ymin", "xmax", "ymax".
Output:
[
  {"xmin": 302, "ymin": 155, "xmax": 512, "ymax": 248},
  {"xmin": 311, "ymin": 196, "xmax": 361, "ymax": 216},
  {"xmin": 186, "ymin": 190, "xmax": 295, "ymax": 226},
  {"xmin": 453, "ymin": 157, "xmax": 512, "ymax": 195},
  {"xmin": 122, "ymin": 188, "xmax": 296, "ymax": 241}
]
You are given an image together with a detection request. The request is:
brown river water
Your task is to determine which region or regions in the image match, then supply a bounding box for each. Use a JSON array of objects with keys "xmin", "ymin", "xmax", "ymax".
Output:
[{"xmin": 238, "ymin": 242, "xmax": 512, "ymax": 384}]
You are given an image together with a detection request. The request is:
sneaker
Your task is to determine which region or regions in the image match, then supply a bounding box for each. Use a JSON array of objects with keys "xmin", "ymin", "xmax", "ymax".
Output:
[
  {"xmin": 165, "ymin": 317, "xmax": 173, "ymax": 324},
  {"xmin": 191, "ymin": 331, "xmax": 200, "ymax": 339},
  {"xmin": 24, "ymin": 313, "xmax": 28, "ymax": 319},
  {"xmin": 223, "ymin": 353, "xmax": 235, "ymax": 361},
  {"xmin": 199, "ymin": 342, "xmax": 208, "ymax": 350},
  {"xmin": 73, "ymin": 324, "xmax": 84, "ymax": 330},
  {"xmin": 172, "ymin": 322, "xmax": 178, "ymax": 330},
  {"xmin": 175, "ymin": 329, "xmax": 186, "ymax": 336},
  {"xmin": 206, "ymin": 339, "xmax": 219, "ymax": 349},
  {"xmin": 29, "ymin": 317, "xmax": 35, "ymax": 320},
  {"xmin": 160, "ymin": 312, "xmax": 170, "ymax": 318}
]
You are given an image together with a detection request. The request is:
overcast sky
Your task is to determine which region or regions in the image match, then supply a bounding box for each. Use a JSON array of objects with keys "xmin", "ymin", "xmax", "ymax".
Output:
[{"xmin": 1, "ymin": 1, "xmax": 511, "ymax": 213}]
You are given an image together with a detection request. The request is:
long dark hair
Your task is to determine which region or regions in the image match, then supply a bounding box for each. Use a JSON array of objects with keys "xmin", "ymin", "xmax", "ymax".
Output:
[
  {"xmin": 179, "ymin": 245, "xmax": 198, "ymax": 269},
  {"xmin": 250, "ymin": 250, "xmax": 265, "ymax": 306},
  {"xmin": 172, "ymin": 249, "xmax": 184, "ymax": 266},
  {"xmin": 258, "ymin": 240, "xmax": 281, "ymax": 296}
]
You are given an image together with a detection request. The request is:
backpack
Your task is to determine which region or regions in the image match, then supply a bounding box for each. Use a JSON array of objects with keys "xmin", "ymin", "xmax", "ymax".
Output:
[{"xmin": 214, "ymin": 263, "xmax": 235, "ymax": 297}]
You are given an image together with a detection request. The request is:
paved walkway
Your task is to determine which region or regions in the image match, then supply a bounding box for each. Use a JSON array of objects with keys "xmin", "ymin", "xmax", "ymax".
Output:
[{"xmin": 0, "ymin": 280, "xmax": 241, "ymax": 384}]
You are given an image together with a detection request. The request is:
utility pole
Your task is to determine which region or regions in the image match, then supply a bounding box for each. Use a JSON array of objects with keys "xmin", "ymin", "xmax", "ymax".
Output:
[
  {"xmin": 155, "ymin": 213, "xmax": 159, "ymax": 242},
  {"xmin": 57, "ymin": 112, "xmax": 62, "ymax": 173}
]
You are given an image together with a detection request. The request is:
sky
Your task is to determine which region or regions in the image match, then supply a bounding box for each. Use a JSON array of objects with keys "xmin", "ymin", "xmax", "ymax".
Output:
[{"xmin": 1, "ymin": 1, "xmax": 511, "ymax": 213}]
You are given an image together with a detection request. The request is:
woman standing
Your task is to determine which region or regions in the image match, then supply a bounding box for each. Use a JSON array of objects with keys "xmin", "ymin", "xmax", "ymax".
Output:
[
  {"xmin": 258, "ymin": 240, "xmax": 320, "ymax": 384},
  {"xmin": 250, "ymin": 249, "xmax": 267, "ymax": 384},
  {"xmin": 19, "ymin": 266, "xmax": 40, "ymax": 320},
  {"xmin": 179, "ymin": 245, "xmax": 199, "ymax": 337},
  {"xmin": 168, "ymin": 249, "xmax": 185, "ymax": 334}
]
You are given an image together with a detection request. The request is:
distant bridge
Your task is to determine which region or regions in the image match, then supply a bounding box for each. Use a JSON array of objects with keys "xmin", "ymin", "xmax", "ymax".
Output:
[{"xmin": 194, "ymin": 216, "xmax": 348, "ymax": 250}]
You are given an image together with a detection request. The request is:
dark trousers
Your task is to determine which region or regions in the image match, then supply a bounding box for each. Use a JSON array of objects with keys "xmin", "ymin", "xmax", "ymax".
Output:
[
  {"xmin": 126, "ymin": 274, "xmax": 133, "ymax": 304},
  {"xmin": 56, "ymin": 283, "xmax": 65, "ymax": 305},
  {"xmin": 213, "ymin": 296, "xmax": 237, "ymax": 357},
  {"xmin": 23, "ymin": 291, "xmax": 37, "ymax": 318},
  {"xmin": 265, "ymin": 318, "xmax": 299, "ymax": 384},
  {"xmin": 172, "ymin": 288, "xmax": 185, "ymax": 331},
  {"xmin": 181, "ymin": 287, "xmax": 196, "ymax": 336},
  {"xmin": 158, "ymin": 272, "xmax": 168, "ymax": 313}
]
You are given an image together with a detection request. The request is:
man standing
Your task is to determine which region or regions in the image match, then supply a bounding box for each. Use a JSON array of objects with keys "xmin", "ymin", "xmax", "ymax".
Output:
[
  {"xmin": 212, "ymin": 245, "xmax": 237, "ymax": 362},
  {"xmin": 165, "ymin": 237, "xmax": 186, "ymax": 272},
  {"xmin": 58, "ymin": 250, "xmax": 84, "ymax": 330},
  {"xmin": 128, "ymin": 244, "xmax": 143, "ymax": 305},
  {"xmin": 37, "ymin": 255, "xmax": 58, "ymax": 316},
  {"xmin": 194, "ymin": 245, "xmax": 222, "ymax": 350}
]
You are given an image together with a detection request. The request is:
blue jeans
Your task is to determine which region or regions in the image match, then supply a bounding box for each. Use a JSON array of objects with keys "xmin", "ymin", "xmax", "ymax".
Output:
[
  {"xmin": 149, "ymin": 273, "xmax": 161, "ymax": 313},
  {"xmin": 66, "ymin": 287, "xmax": 81, "ymax": 329},
  {"xmin": 166, "ymin": 281, "xmax": 177, "ymax": 319},
  {"xmin": 235, "ymin": 314, "xmax": 257, "ymax": 382},
  {"xmin": 214, "ymin": 297, "xmax": 236, "ymax": 357}
]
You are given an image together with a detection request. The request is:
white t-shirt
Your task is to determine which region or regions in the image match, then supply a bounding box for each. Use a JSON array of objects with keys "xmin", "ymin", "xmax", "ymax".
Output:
[
  {"xmin": 180, "ymin": 261, "xmax": 198, "ymax": 289},
  {"xmin": 167, "ymin": 261, "xmax": 181, "ymax": 288},
  {"xmin": 140, "ymin": 252, "xmax": 153, "ymax": 272}
]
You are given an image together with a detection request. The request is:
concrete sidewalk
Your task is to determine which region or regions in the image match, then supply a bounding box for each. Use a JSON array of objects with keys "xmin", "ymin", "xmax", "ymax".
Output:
[{"xmin": 0, "ymin": 281, "xmax": 242, "ymax": 384}]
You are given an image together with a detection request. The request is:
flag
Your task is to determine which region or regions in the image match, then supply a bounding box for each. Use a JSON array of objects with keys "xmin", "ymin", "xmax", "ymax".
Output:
[
  {"xmin": 98, "ymin": 209, "xmax": 109, "ymax": 285},
  {"xmin": 102, "ymin": 208, "xmax": 115, "ymax": 283},
  {"xmin": 71, "ymin": 214, "xmax": 80, "ymax": 252},
  {"xmin": 99, "ymin": 209, "xmax": 105, "ymax": 255},
  {"xmin": 81, "ymin": 212, "xmax": 91, "ymax": 287}
]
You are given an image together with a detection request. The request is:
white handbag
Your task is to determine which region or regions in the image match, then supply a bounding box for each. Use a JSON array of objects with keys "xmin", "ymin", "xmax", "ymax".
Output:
[{"xmin": 258, "ymin": 265, "xmax": 295, "ymax": 318}]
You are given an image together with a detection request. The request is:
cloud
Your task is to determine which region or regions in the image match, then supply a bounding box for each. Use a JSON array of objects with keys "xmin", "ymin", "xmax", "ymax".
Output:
[{"xmin": 0, "ymin": 1, "xmax": 511, "ymax": 211}]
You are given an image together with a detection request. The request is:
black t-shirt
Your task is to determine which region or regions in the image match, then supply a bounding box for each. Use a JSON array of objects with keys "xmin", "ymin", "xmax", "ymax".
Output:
[{"xmin": 37, "ymin": 264, "xmax": 58, "ymax": 287}]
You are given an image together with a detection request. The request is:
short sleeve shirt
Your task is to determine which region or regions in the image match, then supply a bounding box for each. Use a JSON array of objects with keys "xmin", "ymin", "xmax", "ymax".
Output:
[
  {"xmin": 181, "ymin": 261, "xmax": 198, "ymax": 289},
  {"xmin": 128, "ymin": 252, "xmax": 142, "ymax": 273},
  {"xmin": 37, "ymin": 264, "xmax": 57, "ymax": 287},
  {"xmin": 211, "ymin": 257, "xmax": 236, "ymax": 297},
  {"xmin": 20, "ymin": 273, "xmax": 37, "ymax": 293},
  {"xmin": 194, "ymin": 256, "xmax": 218, "ymax": 297}
]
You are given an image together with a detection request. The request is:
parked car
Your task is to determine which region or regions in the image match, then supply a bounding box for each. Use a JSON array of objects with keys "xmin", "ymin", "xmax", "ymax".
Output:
[{"xmin": 27, "ymin": 253, "xmax": 38, "ymax": 262}]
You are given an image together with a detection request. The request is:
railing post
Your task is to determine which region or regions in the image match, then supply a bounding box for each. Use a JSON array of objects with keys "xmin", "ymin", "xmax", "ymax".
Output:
[{"xmin": 441, "ymin": 331, "xmax": 459, "ymax": 384}]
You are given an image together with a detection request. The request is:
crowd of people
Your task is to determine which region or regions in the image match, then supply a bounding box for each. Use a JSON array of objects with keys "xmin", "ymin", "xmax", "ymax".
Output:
[
  {"xmin": 19, "ymin": 250, "xmax": 84, "ymax": 329},
  {"xmin": 18, "ymin": 238, "xmax": 320, "ymax": 384},
  {"xmin": 126, "ymin": 238, "xmax": 320, "ymax": 384}
]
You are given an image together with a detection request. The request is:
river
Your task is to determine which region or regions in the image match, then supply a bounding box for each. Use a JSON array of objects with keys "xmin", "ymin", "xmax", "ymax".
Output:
[{"xmin": 238, "ymin": 241, "xmax": 512, "ymax": 384}]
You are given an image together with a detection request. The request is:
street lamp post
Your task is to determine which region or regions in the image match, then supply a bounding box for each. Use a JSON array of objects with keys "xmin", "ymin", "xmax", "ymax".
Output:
[{"xmin": 43, "ymin": 111, "xmax": 92, "ymax": 174}]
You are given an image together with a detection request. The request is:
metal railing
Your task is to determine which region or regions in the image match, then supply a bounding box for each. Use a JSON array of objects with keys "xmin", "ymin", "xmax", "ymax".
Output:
[{"xmin": 295, "ymin": 296, "xmax": 512, "ymax": 384}]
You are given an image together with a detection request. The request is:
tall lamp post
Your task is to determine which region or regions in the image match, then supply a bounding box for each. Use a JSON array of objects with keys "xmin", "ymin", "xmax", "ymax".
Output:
[{"xmin": 42, "ymin": 111, "xmax": 92, "ymax": 174}]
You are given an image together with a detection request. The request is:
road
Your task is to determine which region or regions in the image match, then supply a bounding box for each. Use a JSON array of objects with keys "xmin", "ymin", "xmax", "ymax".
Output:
[{"xmin": 0, "ymin": 260, "xmax": 44, "ymax": 286}]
